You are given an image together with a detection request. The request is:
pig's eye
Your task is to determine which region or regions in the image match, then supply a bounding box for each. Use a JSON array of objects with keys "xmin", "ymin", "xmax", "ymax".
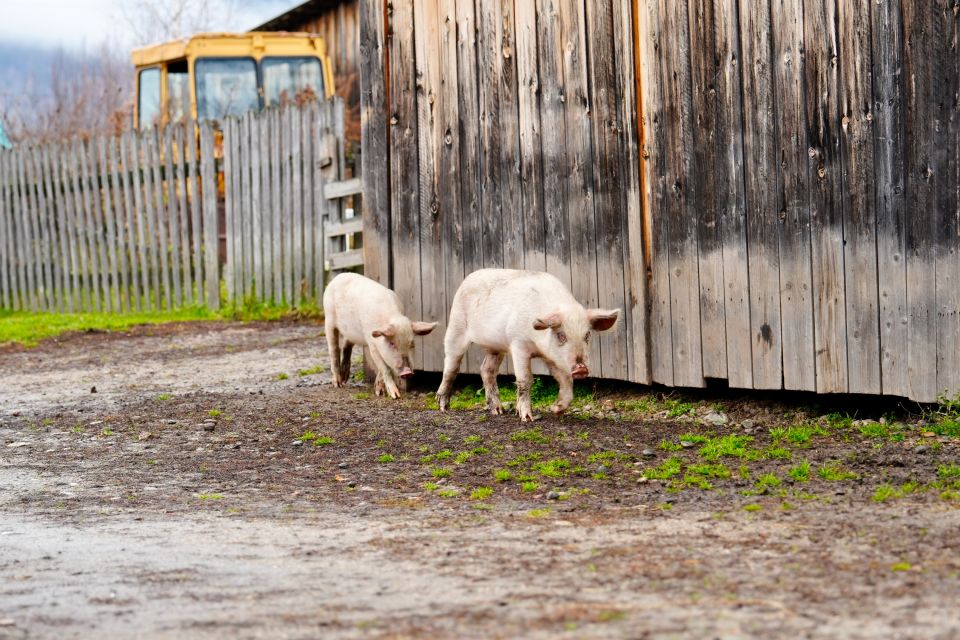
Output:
[{"xmin": 556, "ymin": 331, "xmax": 567, "ymax": 345}]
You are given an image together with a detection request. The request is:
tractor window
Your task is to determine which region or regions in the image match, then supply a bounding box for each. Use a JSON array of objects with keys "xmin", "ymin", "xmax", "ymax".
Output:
[
  {"xmin": 166, "ymin": 60, "xmax": 190, "ymax": 124},
  {"xmin": 261, "ymin": 57, "xmax": 324, "ymax": 106},
  {"xmin": 138, "ymin": 67, "xmax": 161, "ymax": 130},
  {"xmin": 195, "ymin": 57, "xmax": 260, "ymax": 122}
]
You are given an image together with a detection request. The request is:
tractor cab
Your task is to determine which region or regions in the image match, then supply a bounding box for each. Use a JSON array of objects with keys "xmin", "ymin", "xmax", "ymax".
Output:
[{"xmin": 131, "ymin": 32, "xmax": 335, "ymax": 129}]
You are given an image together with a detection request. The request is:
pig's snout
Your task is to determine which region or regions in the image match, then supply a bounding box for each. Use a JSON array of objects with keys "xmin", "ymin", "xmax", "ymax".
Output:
[
  {"xmin": 399, "ymin": 366, "xmax": 414, "ymax": 379},
  {"xmin": 571, "ymin": 363, "xmax": 589, "ymax": 379}
]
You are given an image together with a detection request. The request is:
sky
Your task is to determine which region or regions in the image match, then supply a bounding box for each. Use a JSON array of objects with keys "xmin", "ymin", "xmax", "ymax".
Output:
[{"xmin": 0, "ymin": 0, "xmax": 294, "ymax": 51}]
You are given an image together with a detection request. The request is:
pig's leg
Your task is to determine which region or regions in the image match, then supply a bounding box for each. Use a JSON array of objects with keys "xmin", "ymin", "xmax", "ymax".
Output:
[
  {"xmin": 374, "ymin": 371, "xmax": 386, "ymax": 396},
  {"xmin": 368, "ymin": 346, "xmax": 401, "ymax": 399},
  {"xmin": 480, "ymin": 351, "xmax": 506, "ymax": 415},
  {"xmin": 436, "ymin": 334, "xmax": 469, "ymax": 411},
  {"xmin": 510, "ymin": 345, "xmax": 534, "ymax": 422},
  {"xmin": 545, "ymin": 361, "xmax": 574, "ymax": 415},
  {"xmin": 339, "ymin": 342, "xmax": 354, "ymax": 383},
  {"xmin": 327, "ymin": 322, "xmax": 344, "ymax": 388}
]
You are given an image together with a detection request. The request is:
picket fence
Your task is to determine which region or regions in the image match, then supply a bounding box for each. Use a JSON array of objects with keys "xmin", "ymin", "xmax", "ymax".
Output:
[{"xmin": 0, "ymin": 98, "xmax": 353, "ymax": 314}]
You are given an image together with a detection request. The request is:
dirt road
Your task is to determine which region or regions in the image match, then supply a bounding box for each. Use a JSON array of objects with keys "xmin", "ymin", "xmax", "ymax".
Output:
[{"xmin": 2, "ymin": 322, "xmax": 959, "ymax": 639}]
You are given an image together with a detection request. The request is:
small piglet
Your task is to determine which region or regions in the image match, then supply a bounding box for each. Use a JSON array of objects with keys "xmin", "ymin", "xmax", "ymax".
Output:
[
  {"xmin": 323, "ymin": 273, "xmax": 437, "ymax": 398},
  {"xmin": 436, "ymin": 269, "xmax": 619, "ymax": 422}
]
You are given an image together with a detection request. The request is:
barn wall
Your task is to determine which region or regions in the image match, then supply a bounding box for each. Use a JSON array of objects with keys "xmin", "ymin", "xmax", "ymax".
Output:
[{"xmin": 361, "ymin": 0, "xmax": 960, "ymax": 403}]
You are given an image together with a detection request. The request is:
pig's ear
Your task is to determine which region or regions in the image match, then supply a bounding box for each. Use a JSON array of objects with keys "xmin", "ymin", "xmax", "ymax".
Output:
[
  {"xmin": 411, "ymin": 321, "xmax": 438, "ymax": 336},
  {"xmin": 533, "ymin": 313, "xmax": 563, "ymax": 331},
  {"xmin": 371, "ymin": 324, "xmax": 396, "ymax": 338},
  {"xmin": 587, "ymin": 308, "xmax": 620, "ymax": 332}
]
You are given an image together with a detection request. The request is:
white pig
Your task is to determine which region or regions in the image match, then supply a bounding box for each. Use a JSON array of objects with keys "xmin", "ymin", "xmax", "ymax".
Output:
[
  {"xmin": 436, "ymin": 269, "xmax": 619, "ymax": 422},
  {"xmin": 322, "ymin": 273, "xmax": 437, "ymax": 399}
]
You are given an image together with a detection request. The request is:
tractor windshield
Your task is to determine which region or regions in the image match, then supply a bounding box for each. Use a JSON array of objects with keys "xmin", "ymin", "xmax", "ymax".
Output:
[
  {"xmin": 195, "ymin": 57, "xmax": 260, "ymax": 122},
  {"xmin": 261, "ymin": 57, "xmax": 324, "ymax": 106}
]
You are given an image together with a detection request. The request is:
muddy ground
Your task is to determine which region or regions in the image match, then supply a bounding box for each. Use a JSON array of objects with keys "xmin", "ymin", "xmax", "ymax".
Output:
[{"xmin": 1, "ymin": 321, "xmax": 959, "ymax": 639}]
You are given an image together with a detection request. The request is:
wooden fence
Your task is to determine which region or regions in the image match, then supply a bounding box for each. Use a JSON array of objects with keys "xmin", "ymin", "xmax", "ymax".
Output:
[
  {"xmin": 360, "ymin": 0, "xmax": 960, "ymax": 403},
  {"xmin": 0, "ymin": 98, "xmax": 351, "ymax": 315}
]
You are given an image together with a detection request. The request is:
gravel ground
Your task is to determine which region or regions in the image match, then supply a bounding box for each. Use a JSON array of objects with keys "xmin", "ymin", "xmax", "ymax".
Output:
[{"xmin": 1, "ymin": 321, "xmax": 959, "ymax": 639}]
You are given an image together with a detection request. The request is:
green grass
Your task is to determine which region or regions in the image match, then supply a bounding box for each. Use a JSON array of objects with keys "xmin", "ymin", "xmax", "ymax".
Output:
[
  {"xmin": 665, "ymin": 399, "xmax": 695, "ymax": 418},
  {"xmin": 0, "ymin": 307, "xmax": 218, "ymax": 346},
  {"xmin": 430, "ymin": 467, "xmax": 452, "ymax": 478},
  {"xmin": 784, "ymin": 424, "xmax": 826, "ymax": 445},
  {"xmin": 438, "ymin": 377, "xmax": 595, "ymax": 412},
  {"xmin": 743, "ymin": 503, "xmax": 762, "ymax": 512},
  {"xmin": 208, "ymin": 409, "xmax": 222, "ymax": 418},
  {"xmin": 817, "ymin": 461, "xmax": 859, "ymax": 482},
  {"xmin": 937, "ymin": 464, "xmax": 960, "ymax": 479},
  {"xmin": 533, "ymin": 458, "xmax": 572, "ymax": 478},
  {"xmin": 494, "ymin": 469, "xmax": 513, "ymax": 482},
  {"xmin": 755, "ymin": 473, "xmax": 781, "ymax": 490},
  {"xmin": 521, "ymin": 481, "xmax": 540, "ymax": 492},
  {"xmin": 298, "ymin": 431, "xmax": 334, "ymax": 446},
  {"xmin": 788, "ymin": 460, "xmax": 811, "ymax": 482},
  {"xmin": 890, "ymin": 562, "xmax": 912, "ymax": 572},
  {"xmin": 437, "ymin": 488, "xmax": 458, "ymax": 498},
  {"xmin": 510, "ymin": 427, "xmax": 550, "ymax": 445},
  {"xmin": 659, "ymin": 439, "xmax": 682, "ymax": 452},
  {"xmin": 643, "ymin": 456, "xmax": 682, "ymax": 480},
  {"xmin": 470, "ymin": 487, "xmax": 493, "ymax": 500},
  {"xmin": 686, "ymin": 463, "xmax": 731, "ymax": 479},
  {"xmin": 698, "ymin": 434, "xmax": 756, "ymax": 461},
  {"xmin": 197, "ymin": 493, "xmax": 224, "ymax": 501},
  {"xmin": 297, "ymin": 363, "xmax": 326, "ymax": 377},
  {"xmin": 377, "ymin": 453, "xmax": 395, "ymax": 463}
]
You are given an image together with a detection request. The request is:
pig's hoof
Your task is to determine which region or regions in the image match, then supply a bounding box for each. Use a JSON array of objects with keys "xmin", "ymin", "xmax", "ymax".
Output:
[
  {"xmin": 549, "ymin": 403, "xmax": 567, "ymax": 415},
  {"xmin": 518, "ymin": 411, "xmax": 534, "ymax": 422},
  {"xmin": 436, "ymin": 394, "xmax": 449, "ymax": 411},
  {"xmin": 489, "ymin": 404, "xmax": 503, "ymax": 416},
  {"xmin": 332, "ymin": 378, "xmax": 344, "ymax": 388},
  {"xmin": 389, "ymin": 389, "xmax": 401, "ymax": 400}
]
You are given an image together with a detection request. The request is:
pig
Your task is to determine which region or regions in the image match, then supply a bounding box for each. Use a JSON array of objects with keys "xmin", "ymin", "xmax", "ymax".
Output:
[
  {"xmin": 436, "ymin": 269, "xmax": 620, "ymax": 422},
  {"xmin": 322, "ymin": 273, "xmax": 437, "ymax": 399}
]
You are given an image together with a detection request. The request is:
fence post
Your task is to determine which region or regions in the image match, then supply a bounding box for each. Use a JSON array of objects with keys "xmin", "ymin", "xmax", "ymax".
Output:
[{"xmin": 199, "ymin": 121, "xmax": 220, "ymax": 310}]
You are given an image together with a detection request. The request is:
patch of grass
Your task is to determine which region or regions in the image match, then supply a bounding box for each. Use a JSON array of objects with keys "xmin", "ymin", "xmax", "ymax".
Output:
[
  {"xmin": 275, "ymin": 372, "xmax": 290, "ymax": 381},
  {"xmin": 521, "ymin": 481, "xmax": 540, "ymax": 492},
  {"xmin": 765, "ymin": 446, "xmax": 791, "ymax": 460},
  {"xmin": 464, "ymin": 435, "xmax": 483, "ymax": 445},
  {"xmin": 0, "ymin": 307, "xmax": 218, "ymax": 347},
  {"xmin": 527, "ymin": 508, "xmax": 551, "ymax": 518},
  {"xmin": 643, "ymin": 456, "xmax": 682, "ymax": 480},
  {"xmin": 197, "ymin": 493, "xmax": 224, "ymax": 501},
  {"xmin": 755, "ymin": 473, "xmax": 781, "ymax": 490},
  {"xmin": 686, "ymin": 463, "xmax": 732, "ymax": 479},
  {"xmin": 297, "ymin": 363, "xmax": 325, "ymax": 377},
  {"xmin": 299, "ymin": 431, "xmax": 334, "ymax": 446},
  {"xmin": 657, "ymin": 502, "xmax": 673, "ymax": 511},
  {"xmin": 510, "ymin": 427, "xmax": 550, "ymax": 445},
  {"xmin": 788, "ymin": 460, "xmax": 811, "ymax": 482},
  {"xmin": 533, "ymin": 458, "xmax": 572, "ymax": 478},
  {"xmin": 208, "ymin": 409, "xmax": 222, "ymax": 418},
  {"xmin": 659, "ymin": 439, "xmax": 682, "ymax": 452},
  {"xmin": 768, "ymin": 426, "xmax": 788, "ymax": 441},
  {"xmin": 434, "ymin": 449, "xmax": 453, "ymax": 461},
  {"xmin": 587, "ymin": 450, "xmax": 626, "ymax": 465},
  {"xmin": 890, "ymin": 562, "xmax": 912, "ymax": 572},
  {"xmin": 677, "ymin": 433, "xmax": 710, "ymax": 445},
  {"xmin": 99, "ymin": 427, "xmax": 115, "ymax": 437},
  {"xmin": 859, "ymin": 422, "xmax": 892, "ymax": 438},
  {"xmin": 738, "ymin": 464, "xmax": 751, "ymax": 480},
  {"xmin": 699, "ymin": 434, "xmax": 755, "ymax": 461},
  {"xmin": 665, "ymin": 399, "xmax": 695, "ymax": 418},
  {"xmin": 354, "ymin": 392, "xmax": 370, "ymax": 400},
  {"xmin": 157, "ymin": 393, "xmax": 171, "ymax": 402},
  {"xmin": 743, "ymin": 503, "xmax": 762, "ymax": 512},
  {"xmin": 825, "ymin": 412, "xmax": 854, "ymax": 430},
  {"xmin": 377, "ymin": 453, "xmax": 395, "ymax": 463},
  {"xmin": 430, "ymin": 467, "xmax": 452, "ymax": 479},
  {"xmin": 615, "ymin": 397, "xmax": 656, "ymax": 414},
  {"xmin": 437, "ymin": 488, "xmax": 458, "ymax": 498},
  {"xmin": 817, "ymin": 461, "xmax": 859, "ymax": 482},
  {"xmin": 423, "ymin": 482, "xmax": 439, "ymax": 491},
  {"xmin": 784, "ymin": 424, "xmax": 826, "ymax": 445},
  {"xmin": 597, "ymin": 610, "xmax": 626, "ymax": 623},
  {"xmin": 470, "ymin": 487, "xmax": 493, "ymax": 500},
  {"xmin": 494, "ymin": 469, "xmax": 513, "ymax": 482},
  {"xmin": 937, "ymin": 464, "xmax": 960, "ymax": 479},
  {"xmin": 506, "ymin": 452, "xmax": 543, "ymax": 467}
]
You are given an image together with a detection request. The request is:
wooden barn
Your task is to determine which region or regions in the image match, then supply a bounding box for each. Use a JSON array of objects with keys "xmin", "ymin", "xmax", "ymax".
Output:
[{"xmin": 358, "ymin": 0, "xmax": 960, "ymax": 403}]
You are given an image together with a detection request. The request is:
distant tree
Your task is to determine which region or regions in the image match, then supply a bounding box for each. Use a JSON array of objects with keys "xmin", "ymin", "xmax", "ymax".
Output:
[
  {"xmin": 117, "ymin": 0, "xmax": 240, "ymax": 47},
  {"xmin": 0, "ymin": 44, "xmax": 131, "ymax": 144}
]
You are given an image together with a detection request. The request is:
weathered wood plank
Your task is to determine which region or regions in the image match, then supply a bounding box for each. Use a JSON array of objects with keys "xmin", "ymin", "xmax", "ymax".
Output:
[
  {"xmin": 67, "ymin": 143, "xmax": 94, "ymax": 311},
  {"xmin": 184, "ymin": 122, "xmax": 203, "ymax": 307},
  {"xmin": 585, "ymin": 0, "xmax": 628, "ymax": 380},
  {"xmin": 636, "ymin": 0, "xmax": 672, "ymax": 385},
  {"xmin": 97, "ymin": 137, "xmax": 121, "ymax": 313},
  {"xmin": 292, "ymin": 105, "xmax": 304, "ymax": 305},
  {"xmin": 456, "ymin": 0, "xmax": 483, "ymax": 293},
  {"xmin": 326, "ymin": 218, "xmax": 364, "ymax": 237},
  {"xmin": 498, "ymin": 0, "xmax": 523, "ymax": 270},
  {"xmin": 143, "ymin": 130, "xmax": 167, "ymax": 309},
  {"xmin": 80, "ymin": 140, "xmax": 107, "ymax": 312},
  {"xmin": 324, "ymin": 177, "xmax": 364, "ymax": 199},
  {"xmin": 301, "ymin": 106, "xmax": 315, "ymax": 303},
  {"xmin": 281, "ymin": 108, "xmax": 295, "ymax": 304},
  {"xmin": 108, "ymin": 136, "xmax": 131, "ymax": 312},
  {"xmin": 250, "ymin": 113, "xmax": 265, "ymax": 302},
  {"xmin": 326, "ymin": 248, "xmax": 364, "ymax": 271},
  {"xmin": 16, "ymin": 149, "xmax": 39, "ymax": 310},
  {"xmin": 44, "ymin": 145, "xmax": 67, "ymax": 312},
  {"xmin": 934, "ymin": 1, "xmax": 960, "ymax": 399},
  {"xmin": 389, "ymin": 0, "xmax": 424, "ymax": 366},
  {"xmin": 872, "ymin": 0, "xmax": 907, "ymax": 397},
  {"xmin": 310, "ymin": 103, "xmax": 326, "ymax": 300},
  {"xmin": 739, "ymin": 0, "xmax": 782, "ymax": 389},
  {"xmin": 26, "ymin": 146, "xmax": 54, "ymax": 310},
  {"xmin": 172, "ymin": 125, "xmax": 193, "ymax": 306},
  {"xmin": 162, "ymin": 126, "xmax": 183, "ymax": 308},
  {"xmin": 837, "ymin": 0, "xmax": 881, "ymax": 394},
  {"xmin": 198, "ymin": 121, "xmax": 219, "ymax": 310},
  {"xmin": 359, "ymin": 0, "xmax": 390, "ymax": 290},
  {"xmin": 0, "ymin": 152, "xmax": 14, "ymax": 309},
  {"xmin": 686, "ymin": 0, "xmax": 725, "ymax": 380},
  {"xmin": 658, "ymin": 0, "xmax": 703, "ymax": 387},
  {"xmin": 903, "ymin": 2, "xmax": 938, "ymax": 401},
  {"xmin": 127, "ymin": 133, "xmax": 151, "ymax": 310},
  {"xmin": 710, "ymin": 0, "xmax": 751, "ymax": 388},
  {"xmin": 772, "ymin": 0, "xmax": 815, "ymax": 391},
  {"xmin": 476, "ymin": 0, "xmax": 505, "ymax": 269},
  {"xmin": 414, "ymin": 0, "xmax": 445, "ymax": 370},
  {"xmin": 222, "ymin": 117, "xmax": 236, "ymax": 304},
  {"xmin": 258, "ymin": 111, "xmax": 274, "ymax": 304},
  {"xmin": 804, "ymin": 0, "xmax": 847, "ymax": 393},
  {"xmin": 612, "ymin": 0, "xmax": 651, "ymax": 384},
  {"xmin": 240, "ymin": 113, "xmax": 254, "ymax": 301},
  {"xmin": 271, "ymin": 109, "xmax": 283, "ymax": 303}
]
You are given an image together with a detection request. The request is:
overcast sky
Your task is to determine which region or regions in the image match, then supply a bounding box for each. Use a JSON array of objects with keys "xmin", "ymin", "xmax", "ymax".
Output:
[{"xmin": 0, "ymin": 0, "xmax": 293, "ymax": 51}]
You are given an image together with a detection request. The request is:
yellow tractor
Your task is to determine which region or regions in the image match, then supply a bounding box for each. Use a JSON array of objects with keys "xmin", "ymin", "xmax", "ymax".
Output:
[{"xmin": 131, "ymin": 32, "xmax": 336, "ymax": 129}]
